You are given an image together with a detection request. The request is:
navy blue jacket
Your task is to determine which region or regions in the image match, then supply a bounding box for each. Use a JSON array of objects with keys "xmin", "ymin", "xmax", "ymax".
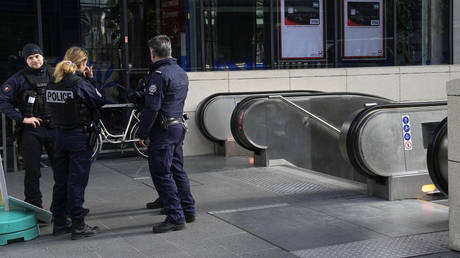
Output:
[
  {"xmin": 0, "ymin": 66, "xmax": 49, "ymax": 122},
  {"xmin": 73, "ymin": 72, "xmax": 105, "ymax": 109},
  {"xmin": 138, "ymin": 58, "xmax": 188, "ymax": 139}
]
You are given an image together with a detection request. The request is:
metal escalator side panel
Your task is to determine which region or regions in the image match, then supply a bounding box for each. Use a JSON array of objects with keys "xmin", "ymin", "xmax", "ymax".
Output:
[
  {"xmin": 202, "ymin": 97, "xmax": 240, "ymax": 142},
  {"xmin": 356, "ymin": 110, "xmax": 407, "ymax": 177},
  {"xmin": 231, "ymin": 93, "xmax": 391, "ymax": 181},
  {"xmin": 344, "ymin": 108, "xmax": 383, "ymax": 178},
  {"xmin": 426, "ymin": 117, "xmax": 448, "ymax": 195},
  {"xmin": 230, "ymin": 99, "xmax": 264, "ymax": 151},
  {"xmin": 196, "ymin": 90, "xmax": 321, "ymax": 143},
  {"xmin": 349, "ymin": 105, "xmax": 447, "ymax": 178}
]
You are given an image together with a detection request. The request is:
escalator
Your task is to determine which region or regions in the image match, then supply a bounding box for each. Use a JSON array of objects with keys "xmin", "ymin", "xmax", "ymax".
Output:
[
  {"xmin": 196, "ymin": 91, "xmax": 319, "ymax": 143},
  {"xmin": 230, "ymin": 92, "xmax": 447, "ymax": 199},
  {"xmin": 230, "ymin": 92, "xmax": 392, "ymax": 181}
]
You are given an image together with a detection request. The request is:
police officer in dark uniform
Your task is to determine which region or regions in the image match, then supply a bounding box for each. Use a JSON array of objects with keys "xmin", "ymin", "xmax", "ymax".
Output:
[
  {"xmin": 129, "ymin": 64, "xmax": 163, "ymax": 211},
  {"xmin": 138, "ymin": 35, "xmax": 196, "ymax": 233},
  {"xmin": 0, "ymin": 43, "xmax": 55, "ymax": 208},
  {"xmin": 46, "ymin": 46, "xmax": 104, "ymax": 240}
]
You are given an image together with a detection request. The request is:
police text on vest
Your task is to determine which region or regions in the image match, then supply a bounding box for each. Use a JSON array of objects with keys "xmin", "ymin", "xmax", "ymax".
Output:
[{"xmin": 46, "ymin": 90, "xmax": 74, "ymax": 103}]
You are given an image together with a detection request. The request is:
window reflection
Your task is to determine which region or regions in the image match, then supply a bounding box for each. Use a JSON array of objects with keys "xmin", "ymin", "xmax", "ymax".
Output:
[{"xmin": 80, "ymin": 0, "xmax": 125, "ymax": 104}]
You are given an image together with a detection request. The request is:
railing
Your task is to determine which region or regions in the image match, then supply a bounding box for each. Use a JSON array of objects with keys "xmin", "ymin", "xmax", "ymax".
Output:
[{"xmin": 268, "ymin": 95, "xmax": 341, "ymax": 136}]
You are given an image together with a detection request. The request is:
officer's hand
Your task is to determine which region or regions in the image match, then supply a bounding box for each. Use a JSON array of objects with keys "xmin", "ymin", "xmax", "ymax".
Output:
[
  {"xmin": 139, "ymin": 139, "xmax": 148, "ymax": 147},
  {"xmin": 84, "ymin": 66, "xmax": 94, "ymax": 78},
  {"xmin": 23, "ymin": 117, "xmax": 42, "ymax": 128}
]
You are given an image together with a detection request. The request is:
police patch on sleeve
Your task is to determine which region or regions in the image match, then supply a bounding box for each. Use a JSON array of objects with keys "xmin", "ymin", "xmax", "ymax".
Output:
[
  {"xmin": 2, "ymin": 84, "xmax": 11, "ymax": 93},
  {"xmin": 148, "ymin": 84, "xmax": 157, "ymax": 95}
]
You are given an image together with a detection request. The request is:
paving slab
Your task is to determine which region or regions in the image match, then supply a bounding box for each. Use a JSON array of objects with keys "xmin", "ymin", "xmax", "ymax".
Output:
[{"xmin": 0, "ymin": 155, "xmax": 451, "ymax": 258}]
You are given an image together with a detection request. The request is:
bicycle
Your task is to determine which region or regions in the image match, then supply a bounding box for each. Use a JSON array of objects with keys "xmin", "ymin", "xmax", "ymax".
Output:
[{"xmin": 91, "ymin": 103, "xmax": 147, "ymax": 160}]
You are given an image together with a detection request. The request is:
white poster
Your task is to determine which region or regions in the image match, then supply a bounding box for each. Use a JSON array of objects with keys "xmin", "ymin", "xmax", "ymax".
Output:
[
  {"xmin": 280, "ymin": 0, "xmax": 324, "ymax": 59},
  {"xmin": 343, "ymin": 0, "xmax": 384, "ymax": 58}
]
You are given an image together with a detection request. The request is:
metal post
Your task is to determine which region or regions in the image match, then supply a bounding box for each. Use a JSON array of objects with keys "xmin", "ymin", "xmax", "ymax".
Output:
[
  {"xmin": 0, "ymin": 154, "xmax": 9, "ymax": 211},
  {"xmin": 394, "ymin": 0, "xmax": 398, "ymax": 65},
  {"xmin": 334, "ymin": 0, "xmax": 338, "ymax": 67},
  {"xmin": 270, "ymin": 0, "xmax": 274, "ymax": 68},
  {"xmin": 1, "ymin": 114, "xmax": 7, "ymax": 174},
  {"xmin": 449, "ymin": 0, "xmax": 453, "ymax": 64},
  {"xmin": 122, "ymin": 0, "xmax": 130, "ymax": 89},
  {"xmin": 36, "ymin": 0, "xmax": 43, "ymax": 48},
  {"xmin": 200, "ymin": 0, "xmax": 206, "ymax": 71},
  {"xmin": 12, "ymin": 120, "xmax": 17, "ymax": 173}
]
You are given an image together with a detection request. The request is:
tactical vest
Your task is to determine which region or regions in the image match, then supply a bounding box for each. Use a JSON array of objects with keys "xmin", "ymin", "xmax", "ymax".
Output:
[
  {"xmin": 21, "ymin": 65, "xmax": 54, "ymax": 119},
  {"xmin": 46, "ymin": 74, "xmax": 91, "ymax": 128}
]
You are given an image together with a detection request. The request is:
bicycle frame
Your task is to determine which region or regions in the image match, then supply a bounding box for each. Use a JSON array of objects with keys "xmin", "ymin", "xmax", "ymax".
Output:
[{"xmin": 99, "ymin": 109, "xmax": 140, "ymax": 144}]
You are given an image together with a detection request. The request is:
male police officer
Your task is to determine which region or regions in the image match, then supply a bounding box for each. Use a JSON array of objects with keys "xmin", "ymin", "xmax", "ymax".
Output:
[
  {"xmin": 0, "ymin": 43, "xmax": 55, "ymax": 208},
  {"xmin": 138, "ymin": 35, "xmax": 196, "ymax": 233}
]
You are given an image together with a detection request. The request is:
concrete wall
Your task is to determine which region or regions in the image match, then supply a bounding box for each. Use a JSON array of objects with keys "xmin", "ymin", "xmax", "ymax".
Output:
[
  {"xmin": 454, "ymin": 1, "xmax": 460, "ymax": 64},
  {"xmin": 183, "ymin": 65, "xmax": 460, "ymax": 156}
]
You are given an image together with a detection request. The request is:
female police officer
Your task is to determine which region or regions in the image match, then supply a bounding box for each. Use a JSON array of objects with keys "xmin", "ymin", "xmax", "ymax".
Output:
[
  {"xmin": 0, "ymin": 43, "xmax": 55, "ymax": 208},
  {"xmin": 46, "ymin": 46, "xmax": 104, "ymax": 240}
]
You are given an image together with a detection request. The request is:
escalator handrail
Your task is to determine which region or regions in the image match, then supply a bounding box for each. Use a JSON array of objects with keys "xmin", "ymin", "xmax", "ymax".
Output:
[
  {"xmin": 345, "ymin": 101, "xmax": 447, "ymax": 179},
  {"xmin": 196, "ymin": 90, "xmax": 320, "ymax": 143},
  {"xmin": 426, "ymin": 117, "xmax": 448, "ymax": 195},
  {"xmin": 230, "ymin": 92, "xmax": 393, "ymax": 152}
]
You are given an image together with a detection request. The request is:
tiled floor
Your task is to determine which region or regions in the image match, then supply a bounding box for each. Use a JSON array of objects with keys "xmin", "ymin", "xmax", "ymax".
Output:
[{"xmin": 1, "ymin": 155, "xmax": 458, "ymax": 257}]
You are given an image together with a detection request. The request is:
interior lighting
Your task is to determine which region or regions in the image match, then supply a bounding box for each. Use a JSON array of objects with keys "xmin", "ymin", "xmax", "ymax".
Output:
[{"xmin": 421, "ymin": 184, "xmax": 437, "ymax": 193}]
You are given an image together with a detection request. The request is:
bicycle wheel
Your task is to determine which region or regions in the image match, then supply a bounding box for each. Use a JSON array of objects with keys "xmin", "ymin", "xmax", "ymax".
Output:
[
  {"xmin": 130, "ymin": 122, "xmax": 148, "ymax": 159},
  {"xmin": 91, "ymin": 134, "xmax": 103, "ymax": 161}
]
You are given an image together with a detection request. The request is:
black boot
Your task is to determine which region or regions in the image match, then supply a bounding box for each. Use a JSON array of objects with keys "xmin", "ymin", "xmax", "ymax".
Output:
[
  {"xmin": 71, "ymin": 221, "xmax": 99, "ymax": 240},
  {"xmin": 185, "ymin": 213, "xmax": 196, "ymax": 223},
  {"xmin": 83, "ymin": 208, "xmax": 90, "ymax": 216},
  {"xmin": 152, "ymin": 219, "xmax": 185, "ymax": 233},
  {"xmin": 53, "ymin": 217, "xmax": 72, "ymax": 236},
  {"xmin": 146, "ymin": 198, "xmax": 163, "ymax": 209}
]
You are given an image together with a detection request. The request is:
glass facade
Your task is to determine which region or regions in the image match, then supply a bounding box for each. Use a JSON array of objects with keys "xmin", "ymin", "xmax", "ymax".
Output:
[{"xmin": 0, "ymin": 0, "xmax": 453, "ymax": 103}]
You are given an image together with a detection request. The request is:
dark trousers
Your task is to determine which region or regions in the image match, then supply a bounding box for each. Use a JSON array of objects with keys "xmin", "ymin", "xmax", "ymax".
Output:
[
  {"xmin": 22, "ymin": 126, "xmax": 56, "ymax": 208},
  {"xmin": 50, "ymin": 128, "xmax": 91, "ymax": 223},
  {"xmin": 148, "ymin": 125, "xmax": 195, "ymax": 224}
]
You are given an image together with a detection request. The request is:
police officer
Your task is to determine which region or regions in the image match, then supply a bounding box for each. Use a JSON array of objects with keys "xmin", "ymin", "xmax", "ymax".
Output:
[
  {"xmin": 46, "ymin": 46, "xmax": 104, "ymax": 240},
  {"xmin": 0, "ymin": 43, "xmax": 55, "ymax": 208},
  {"xmin": 128, "ymin": 65, "xmax": 163, "ymax": 211},
  {"xmin": 138, "ymin": 35, "xmax": 196, "ymax": 233}
]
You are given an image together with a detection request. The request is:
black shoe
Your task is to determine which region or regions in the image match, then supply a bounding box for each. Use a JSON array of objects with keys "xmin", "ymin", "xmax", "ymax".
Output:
[
  {"xmin": 152, "ymin": 220, "xmax": 185, "ymax": 233},
  {"xmin": 53, "ymin": 221, "xmax": 72, "ymax": 236},
  {"xmin": 185, "ymin": 214, "xmax": 196, "ymax": 223},
  {"xmin": 25, "ymin": 200, "xmax": 43, "ymax": 209},
  {"xmin": 71, "ymin": 223, "xmax": 99, "ymax": 240},
  {"xmin": 83, "ymin": 208, "xmax": 90, "ymax": 216},
  {"xmin": 146, "ymin": 198, "xmax": 163, "ymax": 209}
]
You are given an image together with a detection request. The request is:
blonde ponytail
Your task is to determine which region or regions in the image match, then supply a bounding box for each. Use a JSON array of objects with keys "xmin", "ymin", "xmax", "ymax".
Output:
[
  {"xmin": 54, "ymin": 46, "xmax": 89, "ymax": 83},
  {"xmin": 54, "ymin": 61, "xmax": 77, "ymax": 83}
]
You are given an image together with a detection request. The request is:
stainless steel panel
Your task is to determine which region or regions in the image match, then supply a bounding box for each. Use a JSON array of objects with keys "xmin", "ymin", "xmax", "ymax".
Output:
[
  {"xmin": 358, "ymin": 106, "xmax": 446, "ymax": 177},
  {"xmin": 203, "ymin": 96, "xmax": 246, "ymax": 141},
  {"xmin": 240, "ymin": 94, "xmax": 390, "ymax": 181}
]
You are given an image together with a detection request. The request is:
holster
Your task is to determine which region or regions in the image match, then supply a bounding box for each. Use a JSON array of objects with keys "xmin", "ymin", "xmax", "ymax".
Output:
[
  {"xmin": 154, "ymin": 114, "xmax": 188, "ymax": 131},
  {"xmin": 87, "ymin": 122, "xmax": 101, "ymax": 148}
]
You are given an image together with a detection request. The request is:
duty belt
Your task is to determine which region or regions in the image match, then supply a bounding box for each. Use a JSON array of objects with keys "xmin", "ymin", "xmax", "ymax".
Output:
[{"xmin": 165, "ymin": 117, "xmax": 185, "ymax": 127}]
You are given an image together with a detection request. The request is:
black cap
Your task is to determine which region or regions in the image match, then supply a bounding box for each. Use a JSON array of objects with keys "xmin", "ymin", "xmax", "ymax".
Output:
[{"xmin": 22, "ymin": 43, "xmax": 43, "ymax": 59}]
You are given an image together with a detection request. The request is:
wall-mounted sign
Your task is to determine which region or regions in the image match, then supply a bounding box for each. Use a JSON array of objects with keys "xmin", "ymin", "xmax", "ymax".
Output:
[
  {"xmin": 280, "ymin": 0, "xmax": 324, "ymax": 59},
  {"xmin": 343, "ymin": 0, "xmax": 384, "ymax": 58}
]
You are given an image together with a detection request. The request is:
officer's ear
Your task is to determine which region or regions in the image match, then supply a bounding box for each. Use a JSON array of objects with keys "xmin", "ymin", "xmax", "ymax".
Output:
[{"xmin": 149, "ymin": 49, "xmax": 156, "ymax": 63}]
